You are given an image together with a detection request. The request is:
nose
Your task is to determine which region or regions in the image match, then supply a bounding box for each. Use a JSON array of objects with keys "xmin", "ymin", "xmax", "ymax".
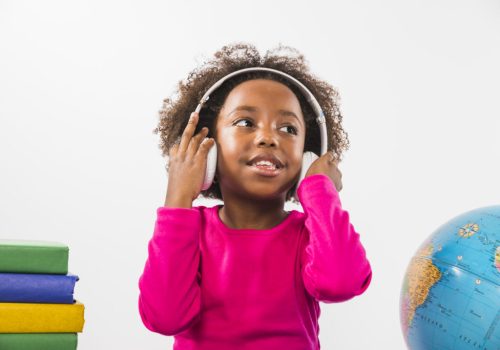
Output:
[{"xmin": 253, "ymin": 124, "xmax": 279, "ymax": 148}]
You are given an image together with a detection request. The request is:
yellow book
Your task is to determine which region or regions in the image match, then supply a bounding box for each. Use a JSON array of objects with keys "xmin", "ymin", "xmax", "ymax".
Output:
[{"xmin": 0, "ymin": 301, "xmax": 84, "ymax": 333}]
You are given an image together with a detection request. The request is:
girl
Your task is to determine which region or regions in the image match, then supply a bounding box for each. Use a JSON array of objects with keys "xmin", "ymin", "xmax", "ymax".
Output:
[{"xmin": 138, "ymin": 42, "xmax": 372, "ymax": 350}]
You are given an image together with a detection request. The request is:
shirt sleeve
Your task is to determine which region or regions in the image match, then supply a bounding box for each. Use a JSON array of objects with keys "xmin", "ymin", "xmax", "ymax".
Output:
[
  {"xmin": 138, "ymin": 207, "xmax": 202, "ymax": 335},
  {"xmin": 297, "ymin": 174, "xmax": 372, "ymax": 303}
]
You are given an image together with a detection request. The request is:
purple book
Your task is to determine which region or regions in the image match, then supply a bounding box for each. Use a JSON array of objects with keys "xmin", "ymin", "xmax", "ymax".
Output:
[{"xmin": 0, "ymin": 272, "xmax": 79, "ymax": 303}]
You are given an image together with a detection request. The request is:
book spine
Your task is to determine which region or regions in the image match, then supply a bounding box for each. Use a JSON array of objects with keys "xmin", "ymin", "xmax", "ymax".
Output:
[
  {"xmin": 0, "ymin": 246, "xmax": 68, "ymax": 274},
  {"xmin": 0, "ymin": 301, "xmax": 85, "ymax": 333},
  {"xmin": 0, "ymin": 333, "xmax": 77, "ymax": 350},
  {"xmin": 0, "ymin": 273, "xmax": 78, "ymax": 304}
]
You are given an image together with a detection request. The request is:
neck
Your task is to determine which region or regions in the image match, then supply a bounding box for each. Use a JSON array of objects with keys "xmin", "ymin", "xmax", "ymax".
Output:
[{"xmin": 218, "ymin": 197, "xmax": 288, "ymax": 230}]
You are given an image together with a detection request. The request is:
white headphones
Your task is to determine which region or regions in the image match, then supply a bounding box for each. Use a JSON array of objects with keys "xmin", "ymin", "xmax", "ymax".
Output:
[{"xmin": 194, "ymin": 67, "xmax": 328, "ymax": 201}]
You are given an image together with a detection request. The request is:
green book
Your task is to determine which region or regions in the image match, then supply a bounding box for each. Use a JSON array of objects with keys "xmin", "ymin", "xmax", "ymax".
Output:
[
  {"xmin": 0, "ymin": 333, "xmax": 77, "ymax": 350},
  {"xmin": 0, "ymin": 240, "xmax": 68, "ymax": 274}
]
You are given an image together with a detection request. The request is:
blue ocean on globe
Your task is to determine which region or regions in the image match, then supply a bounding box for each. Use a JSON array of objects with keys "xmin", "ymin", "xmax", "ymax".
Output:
[{"xmin": 400, "ymin": 205, "xmax": 500, "ymax": 350}]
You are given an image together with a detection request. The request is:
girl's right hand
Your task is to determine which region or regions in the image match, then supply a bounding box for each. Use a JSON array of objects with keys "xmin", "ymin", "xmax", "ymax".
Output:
[{"xmin": 165, "ymin": 111, "xmax": 216, "ymax": 205}]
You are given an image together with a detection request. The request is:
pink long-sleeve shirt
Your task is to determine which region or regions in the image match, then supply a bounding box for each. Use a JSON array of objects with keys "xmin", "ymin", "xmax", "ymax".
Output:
[{"xmin": 138, "ymin": 174, "xmax": 372, "ymax": 350}]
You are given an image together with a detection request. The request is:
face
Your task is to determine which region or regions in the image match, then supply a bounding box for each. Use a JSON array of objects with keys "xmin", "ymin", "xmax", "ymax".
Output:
[{"xmin": 213, "ymin": 78, "xmax": 306, "ymax": 201}]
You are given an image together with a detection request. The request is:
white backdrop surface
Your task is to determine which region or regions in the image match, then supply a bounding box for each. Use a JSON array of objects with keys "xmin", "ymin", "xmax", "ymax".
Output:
[{"xmin": 1, "ymin": 1, "xmax": 499, "ymax": 349}]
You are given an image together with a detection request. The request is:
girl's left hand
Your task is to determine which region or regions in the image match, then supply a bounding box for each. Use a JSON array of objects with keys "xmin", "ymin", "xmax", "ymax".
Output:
[{"xmin": 304, "ymin": 151, "xmax": 343, "ymax": 192}]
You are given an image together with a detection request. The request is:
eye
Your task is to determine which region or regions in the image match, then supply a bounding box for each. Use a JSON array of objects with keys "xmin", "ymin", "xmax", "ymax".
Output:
[
  {"xmin": 234, "ymin": 118, "xmax": 298, "ymax": 135},
  {"xmin": 280, "ymin": 125, "xmax": 298, "ymax": 135},
  {"xmin": 234, "ymin": 118, "xmax": 253, "ymax": 127}
]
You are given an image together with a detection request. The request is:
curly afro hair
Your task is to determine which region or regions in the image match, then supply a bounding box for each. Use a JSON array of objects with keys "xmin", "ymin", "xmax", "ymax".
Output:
[{"xmin": 153, "ymin": 42, "xmax": 350, "ymax": 204}]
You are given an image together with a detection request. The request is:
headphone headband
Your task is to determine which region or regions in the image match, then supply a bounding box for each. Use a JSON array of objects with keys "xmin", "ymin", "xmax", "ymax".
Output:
[{"xmin": 193, "ymin": 67, "xmax": 327, "ymax": 155}]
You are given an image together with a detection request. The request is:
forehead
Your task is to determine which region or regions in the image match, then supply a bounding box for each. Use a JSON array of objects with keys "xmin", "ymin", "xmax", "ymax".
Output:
[{"xmin": 219, "ymin": 79, "xmax": 304, "ymax": 122}]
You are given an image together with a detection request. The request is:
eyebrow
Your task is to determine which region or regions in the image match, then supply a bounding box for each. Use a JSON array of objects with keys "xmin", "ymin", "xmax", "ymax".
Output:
[{"xmin": 226, "ymin": 105, "xmax": 302, "ymax": 123}]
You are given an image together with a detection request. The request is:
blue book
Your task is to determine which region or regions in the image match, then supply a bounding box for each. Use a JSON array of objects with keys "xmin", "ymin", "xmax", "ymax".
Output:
[{"xmin": 0, "ymin": 272, "xmax": 79, "ymax": 303}]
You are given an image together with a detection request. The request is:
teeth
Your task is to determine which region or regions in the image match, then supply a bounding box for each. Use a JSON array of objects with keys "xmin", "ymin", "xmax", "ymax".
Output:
[{"xmin": 253, "ymin": 160, "xmax": 277, "ymax": 169}]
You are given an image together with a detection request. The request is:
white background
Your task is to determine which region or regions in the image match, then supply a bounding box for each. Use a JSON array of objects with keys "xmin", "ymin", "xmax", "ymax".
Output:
[{"xmin": 1, "ymin": 1, "xmax": 499, "ymax": 349}]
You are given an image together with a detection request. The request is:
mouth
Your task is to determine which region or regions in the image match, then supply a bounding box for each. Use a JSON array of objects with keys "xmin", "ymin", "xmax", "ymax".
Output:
[{"xmin": 246, "ymin": 163, "xmax": 284, "ymax": 177}]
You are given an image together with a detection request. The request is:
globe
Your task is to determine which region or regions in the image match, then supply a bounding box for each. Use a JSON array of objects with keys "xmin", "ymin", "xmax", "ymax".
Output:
[{"xmin": 400, "ymin": 205, "xmax": 500, "ymax": 350}]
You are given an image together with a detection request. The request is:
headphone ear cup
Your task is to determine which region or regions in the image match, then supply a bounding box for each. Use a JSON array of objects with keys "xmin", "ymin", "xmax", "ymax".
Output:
[
  {"xmin": 293, "ymin": 151, "xmax": 319, "ymax": 200},
  {"xmin": 201, "ymin": 140, "xmax": 218, "ymax": 190}
]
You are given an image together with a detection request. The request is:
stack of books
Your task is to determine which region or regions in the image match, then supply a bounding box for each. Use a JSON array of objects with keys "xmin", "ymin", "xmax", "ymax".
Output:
[{"xmin": 0, "ymin": 240, "xmax": 85, "ymax": 350}]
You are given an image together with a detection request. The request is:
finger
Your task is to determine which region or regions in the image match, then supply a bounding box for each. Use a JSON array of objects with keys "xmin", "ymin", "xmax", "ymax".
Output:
[
  {"xmin": 179, "ymin": 112, "xmax": 198, "ymax": 154},
  {"xmin": 324, "ymin": 151, "xmax": 333, "ymax": 162},
  {"xmin": 169, "ymin": 143, "xmax": 179, "ymax": 158},
  {"xmin": 187, "ymin": 127, "xmax": 209, "ymax": 157},
  {"xmin": 335, "ymin": 178, "xmax": 343, "ymax": 192},
  {"xmin": 194, "ymin": 137, "xmax": 215, "ymax": 165},
  {"xmin": 197, "ymin": 136, "xmax": 215, "ymax": 156},
  {"xmin": 329, "ymin": 151, "xmax": 339, "ymax": 164}
]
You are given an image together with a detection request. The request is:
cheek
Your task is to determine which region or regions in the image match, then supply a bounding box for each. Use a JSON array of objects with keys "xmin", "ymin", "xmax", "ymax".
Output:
[
  {"xmin": 291, "ymin": 138, "xmax": 306, "ymax": 167},
  {"xmin": 216, "ymin": 129, "xmax": 240, "ymax": 154},
  {"xmin": 290, "ymin": 153, "xmax": 304, "ymax": 170},
  {"xmin": 214, "ymin": 129, "xmax": 243, "ymax": 169},
  {"xmin": 294, "ymin": 136, "xmax": 306, "ymax": 156},
  {"xmin": 285, "ymin": 141, "xmax": 305, "ymax": 169}
]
